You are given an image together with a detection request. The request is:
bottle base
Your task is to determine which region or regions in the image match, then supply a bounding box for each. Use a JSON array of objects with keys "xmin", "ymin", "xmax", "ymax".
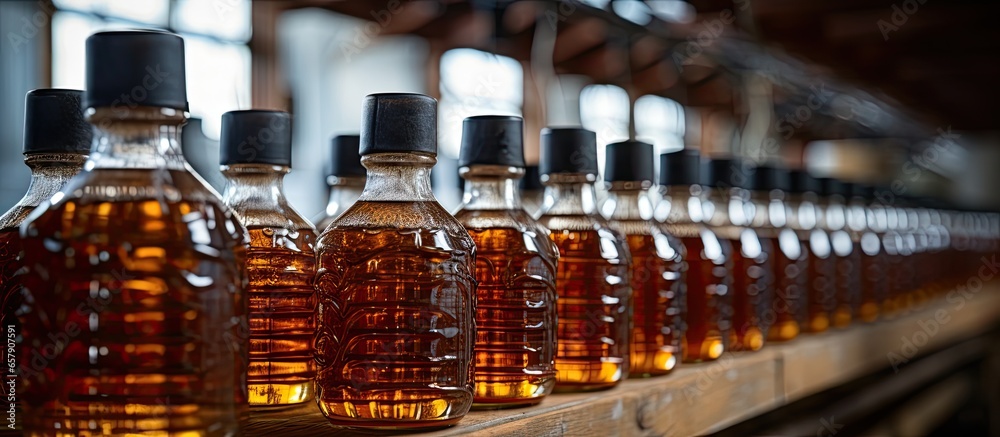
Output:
[
  {"xmin": 317, "ymin": 392, "xmax": 472, "ymax": 431},
  {"xmin": 767, "ymin": 321, "xmax": 800, "ymax": 342},
  {"xmin": 249, "ymin": 381, "xmax": 314, "ymax": 408},
  {"xmin": 554, "ymin": 360, "xmax": 624, "ymax": 390},
  {"xmin": 682, "ymin": 336, "xmax": 726, "ymax": 362},
  {"xmin": 473, "ymin": 379, "xmax": 554, "ymax": 409}
]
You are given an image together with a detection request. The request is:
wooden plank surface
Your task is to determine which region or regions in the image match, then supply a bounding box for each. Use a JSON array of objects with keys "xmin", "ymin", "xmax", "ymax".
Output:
[{"xmin": 247, "ymin": 283, "xmax": 1000, "ymax": 436}]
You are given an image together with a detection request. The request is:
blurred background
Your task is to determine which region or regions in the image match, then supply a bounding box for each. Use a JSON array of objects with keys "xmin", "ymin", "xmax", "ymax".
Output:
[
  {"xmin": 1, "ymin": 1, "xmax": 999, "ymax": 435},
  {"xmin": 2, "ymin": 0, "xmax": 998, "ymax": 217}
]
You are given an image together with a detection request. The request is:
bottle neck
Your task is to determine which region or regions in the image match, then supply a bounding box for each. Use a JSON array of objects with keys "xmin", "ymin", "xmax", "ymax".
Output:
[
  {"xmin": 704, "ymin": 186, "xmax": 752, "ymax": 227},
  {"xmin": 750, "ymin": 189, "xmax": 788, "ymax": 228},
  {"xmin": 787, "ymin": 192, "xmax": 818, "ymax": 229},
  {"xmin": 221, "ymin": 164, "xmax": 290, "ymax": 211},
  {"xmin": 654, "ymin": 184, "xmax": 706, "ymax": 224},
  {"xmin": 86, "ymin": 107, "xmax": 188, "ymax": 171},
  {"xmin": 459, "ymin": 165, "xmax": 523, "ymax": 211},
  {"xmin": 17, "ymin": 153, "xmax": 87, "ymax": 207},
  {"xmin": 538, "ymin": 173, "xmax": 599, "ymax": 216},
  {"xmin": 603, "ymin": 182, "xmax": 653, "ymax": 220},
  {"xmin": 324, "ymin": 176, "xmax": 366, "ymax": 215},
  {"xmin": 358, "ymin": 152, "xmax": 436, "ymax": 202}
]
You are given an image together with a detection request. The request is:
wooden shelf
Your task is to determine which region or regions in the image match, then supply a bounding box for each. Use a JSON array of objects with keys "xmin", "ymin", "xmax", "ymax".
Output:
[{"xmin": 248, "ymin": 283, "xmax": 1000, "ymax": 436}]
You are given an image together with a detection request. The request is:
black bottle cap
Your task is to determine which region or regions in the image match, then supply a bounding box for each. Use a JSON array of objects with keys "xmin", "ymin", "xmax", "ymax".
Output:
[
  {"xmin": 329, "ymin": 135, "xmax": 364, "ymax": 178},
  {"xmin": 818, "ymin": 178, "xmax": 850, "ymax": 197},
  {"xmin": 22, "ymin": 89, "xmax": 92, "ymax": 155},
  {"xmin": 458, "ymin": 115, "xmax": 524, "ymax": 168},
  {"xmin": 539, "ymin": 127, "xmax": 598, "ymax": 176},
  {"xmin": 700, "ymin": 158, "xmax": 754, "ymax": 189},
  {"xmin": 789, "ymin": 170, "xmax": 820, "ymax": 194},
  {"xmin": 520, "ymin": 165, "xmax": 542, "ymax": 190},
  {"xmin": 219, "ymin": 110, "xmax": 293, "ymax": 167},
  {"xmin": 751, "ymin": 165, "xmax": 790, "ymax": 192},
  {"xmin": 360, "ymin": 93, "xmax": 437, "ymax": 156},
  {"xmin": 85, "ymin": 30, "xmax": 188, "ymax": 112},
  {"xmin": 604, "ymin": 140, "xmax": 654, "ymax": 182},
  {"xmin": 658, "ymin": 149, "xmax": 700, "ymax": 186}
]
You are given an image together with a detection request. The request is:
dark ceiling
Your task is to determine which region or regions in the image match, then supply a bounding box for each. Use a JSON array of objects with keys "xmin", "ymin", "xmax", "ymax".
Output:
[{"xmin": 295, "ymin": 0, "xmax": 999, "ymax": 135}]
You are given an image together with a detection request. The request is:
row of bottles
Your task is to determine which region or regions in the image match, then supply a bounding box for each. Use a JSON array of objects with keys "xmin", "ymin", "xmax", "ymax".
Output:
[{"xmin": 2, "ymin": 29, "xmax": 998, "ymax": 434}]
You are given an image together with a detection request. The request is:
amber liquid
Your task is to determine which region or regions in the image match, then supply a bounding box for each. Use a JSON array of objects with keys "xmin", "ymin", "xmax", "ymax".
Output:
[
  {"xmin": 831, "ymin": 232, "xmax": 860, "ymax": 328},
  {"xmin": 764, "ymin": 231, "xmax": 807, "ymax": 342},
  {"xmin": 624, "ymin": 233, "xmax": 683, "ymax": 376},
  {"xmin": 0, "ymin": 229, "xmax": 23, "ymax": 432},
  {"xmin": 805, "ymin": 232, "xmax": 836, "ymax": 333},
  {"xmin": 727, "ymin": 230, "xmax": 771, "ymax": 352},
  {"xmin": 314, "ymin": 202, "xmax": 476, "ymax": 429},
  {"xmin": 456, "ymin": 216, "xmax": 557, "ymax": 406},
  {"xmin": 18, "ymin": 169, "xmax": 247, "ymax": 436},
  {"xmin": 859, "ymin": 233, "xmax": 885, "ymax": 322},
  {"xmin": 245, "ymin": 227, "xmax": 316, "ymax": 406},
  {"xmin": 541, "ymin": 225, "xmax": 630, "ymax": 390},
  {"xmin": 670, "ymin": 231, "xmax": 730, "ymax": 362},
  {"xmin": 1, "ymin": 229, "xmax": 22, "ymax": 354}
]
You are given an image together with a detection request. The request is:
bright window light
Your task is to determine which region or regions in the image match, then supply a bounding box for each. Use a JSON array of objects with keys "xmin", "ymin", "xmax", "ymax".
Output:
[
  {"xmin": 172, "ymin": 0, "xmax": 251, "ymax": 43},
  {"xmin": 635, "ymin": 94, "xmax": 685, "ymax": 154},
  {"xmin": 439, "ymin": 48, "xmax": 524, "ymax": 159}
]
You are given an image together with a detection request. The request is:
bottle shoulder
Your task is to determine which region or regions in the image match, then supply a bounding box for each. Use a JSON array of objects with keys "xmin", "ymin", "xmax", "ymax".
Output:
[
  {"xmin": 319, "ymin": 200, "xmax": 474, "ymax": 254},
  {"xmin": 20, "ymin": 168, "xmax": 247, "ymax": 247}
]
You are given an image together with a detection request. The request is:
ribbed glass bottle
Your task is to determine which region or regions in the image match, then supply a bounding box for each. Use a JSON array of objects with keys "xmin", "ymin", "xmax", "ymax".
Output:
[
  {"xmin": 220, "ymin": 110, "xmax": 316, "ymax": 407},
  {"xmin": 19, "ymin": 31, "xmax": 248, "ymax": 435},
  {"xmin": 314, "ymin": 94, "xmax": 476, "ymax": 429},
  {"xmin": 655, "ymin": 150, "xmax": 731, "ymax": 362},
  {"xmin": 536, "ymin": 128, "xmax": 631, "ymax": 390},
  {"xmin": 603, "ymin": 141, "xmax": 684, "ymax": 376},
  {"xmin": 453, "ymin": 116, "xmax": 558, "ymax": 407}
]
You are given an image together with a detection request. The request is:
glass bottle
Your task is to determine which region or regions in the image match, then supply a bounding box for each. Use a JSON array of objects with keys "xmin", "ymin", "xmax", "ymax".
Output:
[
  {"xmin": 18, "ymin": 31, "xmax": 248, "ymax": 435},
  {"xmin": 219, "ymin": 110, "xmax": 316, "ymax": 407},
  {"xmin": 881, "ymin": 191, "xmax": 906, "ymax": 318},
  {"xmin": 654, "ymin": 150, "xmax": 730, "ymax": 362},
  {"xmin": 314, "ymin": 135, "xmax": 364, "ymax": 232},
  {"xmin": 819, "ymin": 179, "xmax": 857, "ymax": 328},
  {"xmin": 453, "ymin": 116, "xmax": 558, "ymax": 407},
  {"xmin": 602, "ymin": 141, "xmax": 684, "ymax": 375},
  {"xmin": 0, "ymin": 89, "xmax": 90, "ymax": 432},
  {"xmin": 860, "ymin": 186, "xmax": 890, "ymax": 322},
  {"xmin": 520, "ymin": 165, "xmax": 544, "ymax": 216},
  {"xmin": 700, "ymin": 158, "xmax": 769, "ymax": 352},
  {"xmin": 749, "ymin": 166, "xmax": 807, "ymax": 341},
  {"xmin": 844, "ymin": 184, "xmax": 873, "ymax": 323},
  {"xmin": 770, "ymin": 170, "xmax": 816, "ymax": 341},
  {"xmin": 788, "ymin": 171, "xmax": 834, "ymax": 333},
  {"xmin": 535, "ymin": 127, "xmax": 631, "ymax": 390},
  {"xmin": 314, "ymin": 94, "xmax": 476, "ymax": 429}
]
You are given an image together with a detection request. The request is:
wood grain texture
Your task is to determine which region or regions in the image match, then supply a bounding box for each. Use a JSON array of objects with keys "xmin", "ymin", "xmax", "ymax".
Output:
[{"xmin": 247, "ymin": 283, "xmax": 1000, "ymax": 436}]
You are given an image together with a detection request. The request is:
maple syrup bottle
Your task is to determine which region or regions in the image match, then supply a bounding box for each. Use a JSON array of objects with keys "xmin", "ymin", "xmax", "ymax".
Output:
[
  {"xmin": 749, "ymin": 166, "xmax": 807, "ymax": 342},
  {"xmin": 0, "ymin": 90, "xmax": 90, "ymax": 432},
  {"xmin": 881, "ymin": 195, "xmax": 907, "ymax": 318},
  {"xmin": 859, "ymin": 187, "xmax": 889, "ymax": 322},
  {"xmin": 535, "ymin": 128, "xmax": 631, "ymax": 390},
  {"xmin": 787, "ymin": 171, "xmax": 833, "ymax": 334},
  {"xmin": 654, "ymin": 150, "xmax": 730, "ymax": 362},
  {"xmin": 314, "ymin": 135, "xmax": 364, "ymax": 232},
  {"xmin": 818, "ymin": 179, "xmax": 857, "ymax": 328},
  {"xmin": 700, "ymin": 159, "xmax": 769, "ymax": 351},
  {"xmin": 602, "ymin": 141, "xmax": 685, "ymax": 375},
  {"xmin": 219, "ymin": 110, "xmax": 316, "ymax": 407},
  {"xmin": 453, "ymin": 116, "xmax": 558, "ymax": 407},
  {"xmin": 844, "ymin": 184, "xmax": 875, "ymax": 323},
  {"xmin": 314, "ymin": 94, "xmax": 476, "ymax": 429},
  {"xmin": 770, "ymin": 170, "xmax": 816, "ymax": 341},
  {"xmin": 19, "ymin": 31, "xmax": 248, "ymax": 435},
  {"xmin": 520, "ymin": 165, "xmax": 544, "ymax": 217}
]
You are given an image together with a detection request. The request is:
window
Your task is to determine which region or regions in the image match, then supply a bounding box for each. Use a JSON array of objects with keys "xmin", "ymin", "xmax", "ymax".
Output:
[
  {"xmin": 579, "ymin": 84, "xmax": 630, "ymax": 177},
  {"xmin": 51, "ymin": 0, "xmax": 252, "ymax": 139}
]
